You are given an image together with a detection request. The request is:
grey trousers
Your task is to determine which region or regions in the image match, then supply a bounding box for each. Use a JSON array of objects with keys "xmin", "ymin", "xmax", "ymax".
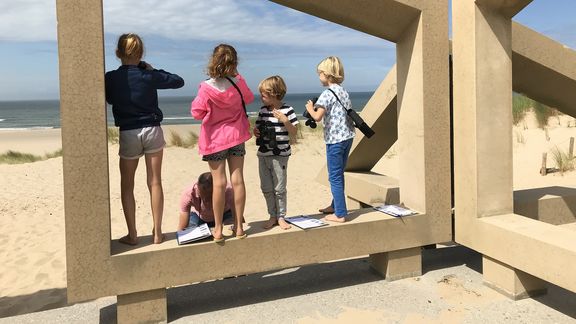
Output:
[{"xmin": 258, "ymin": 155, "xmax": 289, "ymax": 218}]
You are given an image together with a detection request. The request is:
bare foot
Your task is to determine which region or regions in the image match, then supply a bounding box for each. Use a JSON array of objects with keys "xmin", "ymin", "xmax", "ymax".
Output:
[
  {"xmin": 234, "ymin": 227, "xmax": 245, "ymax": 237},
  {"xmin": 153, "ymin": 234, "xmax": 165, "ymax": 244},
  {"xmin": 119, "ymin": 235, "xmax": 138, "ymax": 246},
  {"xmin": 278, "ymin": 217, "xmax": 292, "ymax": 230},
  {"xmin": 228, "ymin": 224, "xmax": 246, "ymax": 237},
  {"xmin": 212, "ymin": 228, "xmax": 224, "ymax": 241},
  {"xmin": 263, "ymin": 217, "xmax": 277, "ymax": 229},
  {"xmin": 323, "ymin": 214, "xmax": 346, "ymax": 223},
  {"xmin": 319, "ymin": 206, "xmax": 334, "ymax": 214}
]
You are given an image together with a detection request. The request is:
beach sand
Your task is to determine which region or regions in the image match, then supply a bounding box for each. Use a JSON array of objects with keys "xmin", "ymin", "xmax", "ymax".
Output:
[{"xmin": 0, "ymin": 115, "xmax": 575, "ymax": 322}]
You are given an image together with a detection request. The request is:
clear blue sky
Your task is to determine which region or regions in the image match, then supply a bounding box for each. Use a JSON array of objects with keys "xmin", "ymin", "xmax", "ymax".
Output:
[{"xmin": 0, "ymin": 0, "xmax": 574, "ymax": 101}]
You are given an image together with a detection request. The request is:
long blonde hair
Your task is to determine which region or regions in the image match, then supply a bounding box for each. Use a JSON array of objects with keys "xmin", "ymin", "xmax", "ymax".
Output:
[
  {"xmin": 207, "ymin": 44, "xmax": 238, "ymax": 78},
  {"xmin": 115, "ymin": 33, "xmax": 144, "ymax": 60},
  {"xmin": 317, "ymin": 56, "xmax": 344, "ymax": 84}
]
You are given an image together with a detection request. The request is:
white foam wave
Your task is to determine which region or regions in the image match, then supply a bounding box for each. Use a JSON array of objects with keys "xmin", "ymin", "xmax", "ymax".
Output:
[{"xmin": 0, "ymin": 127, "xmax": 56, "ymax": 131}]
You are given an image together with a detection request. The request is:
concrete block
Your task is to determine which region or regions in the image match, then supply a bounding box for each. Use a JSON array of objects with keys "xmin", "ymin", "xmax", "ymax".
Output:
[
  {"xmin": 117, "ymin": 289, "xmax": 167, "ymax": 324},
  {"xmin": 483, "ymin": 256, "xmax": 547, "ymax": 300},
  {"xmin": 370, "ymin": 247, "xmax": 422, "ymax": 281}
]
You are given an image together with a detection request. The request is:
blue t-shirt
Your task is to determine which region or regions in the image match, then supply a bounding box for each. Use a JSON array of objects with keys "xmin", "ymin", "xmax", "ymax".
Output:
[{"xmin": 315, "ymin": 84, "xmax": 355, "ymax": 144}]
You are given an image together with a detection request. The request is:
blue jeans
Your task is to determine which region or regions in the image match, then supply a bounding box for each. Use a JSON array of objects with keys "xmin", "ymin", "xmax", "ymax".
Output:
[
  {"xmin": 187, "ymin": 210, "xmax": 233, "ymax": 228},
  {"xmin": 326, "ymin": 138, "xmax": 353, "ymax": 217}
]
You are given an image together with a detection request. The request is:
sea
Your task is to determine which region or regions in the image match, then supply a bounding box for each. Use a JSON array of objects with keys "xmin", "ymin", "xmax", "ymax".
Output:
[{"xmin": 0, "ymin": 92, "xmax": 374, "ymax": 130}]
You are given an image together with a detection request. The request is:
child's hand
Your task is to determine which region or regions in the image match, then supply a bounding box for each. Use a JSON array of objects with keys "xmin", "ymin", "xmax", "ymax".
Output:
[
  {"xmin": 253, "ymin": 127, "xmax": 260, "ymax": 138},
  {"xmin": 272, "ymin": 109, "xmax": 288, "ymax": 123},
  {"xmin": 305, "ymin": 100, "xmax": 314, "ymax": 111}
]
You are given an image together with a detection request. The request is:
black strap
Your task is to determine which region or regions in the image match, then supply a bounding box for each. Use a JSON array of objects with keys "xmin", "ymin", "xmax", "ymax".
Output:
[
  {"xmin": 225, "ymin": 76, "xmax": 248, "ymax": 117},
  {"xmin": 327, "ymin": 88, "xmax": 350, "ymax": 113}
]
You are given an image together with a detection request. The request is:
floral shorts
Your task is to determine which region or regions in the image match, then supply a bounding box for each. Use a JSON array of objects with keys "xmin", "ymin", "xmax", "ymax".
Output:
[{"xmin": 202, "ymin": 143, "xmax": 246, "ymax": 161}]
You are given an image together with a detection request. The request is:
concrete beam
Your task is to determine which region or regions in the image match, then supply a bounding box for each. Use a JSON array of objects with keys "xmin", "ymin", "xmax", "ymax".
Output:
[
  {"xmin": 514, "ymin": 187, "xmax": 576, "ymax": 225},
  {"xmin": 476, "ymin": 0, "xmax": 533, "ymax": 18},
  {"xmin": 342, "ymin": 172, "xmax": 400, "ymax": 207},
  {"xmin": 512, "ymin": 22, "xmax": 576, "ymax": 116},
  {"xmin": 70, "ymin": 210, "xmax": 434, "ymax": 300},
  {"xmin": 269, "ymin": 0, "xmax": 421, "ymax": 42},
  {"xmin": 346, "ymin": 66, "xmax": 398, "ymax": 171},
  {"xmin": 464, "ymin": 214, "xmax": 576, "ymax": 292}
]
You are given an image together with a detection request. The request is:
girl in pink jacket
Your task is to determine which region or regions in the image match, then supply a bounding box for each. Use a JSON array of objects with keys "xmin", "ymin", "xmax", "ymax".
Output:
[{"xmin": 191, "ymin": 44, "xmax": 254, "ymax": 242}]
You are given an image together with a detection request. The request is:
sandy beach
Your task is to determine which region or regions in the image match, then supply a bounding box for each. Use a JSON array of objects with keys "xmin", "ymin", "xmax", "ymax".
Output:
[{"xmin": 1, "ymin": 115, "xmax": 575, "ymax": 322}]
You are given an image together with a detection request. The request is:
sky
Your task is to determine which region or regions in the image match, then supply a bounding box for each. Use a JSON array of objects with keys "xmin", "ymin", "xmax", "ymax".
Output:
[{"xmin": 0, "ymin": 0, "xmax": 574, "ymax": 101}]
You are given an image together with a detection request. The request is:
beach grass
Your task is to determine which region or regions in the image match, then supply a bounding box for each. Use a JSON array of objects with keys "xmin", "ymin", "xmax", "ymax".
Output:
[
  {"xmin": 107, "ymin": 127, "xmax": 119, "ymax": 144},
  {"xmin": 513, "ymin": 94, "xmax": 533, "ymax": 125},
  {"xmin": 0, "ymin": 149, "xmax": 63, "ymax": 164},
  {"xmin": 532, "ymin": 101, "xmax": 558, "ymax": 129},
  {"xmin": 169, "ymin": 130, "xmax": 198, "ymax": 148},
  {"xmin": 551, "ymin": 146, "xmax": 575, "ymax": 174},
  {"xmin": 513, "ymin": 93, "xmax": 560, "ymax": 129}
]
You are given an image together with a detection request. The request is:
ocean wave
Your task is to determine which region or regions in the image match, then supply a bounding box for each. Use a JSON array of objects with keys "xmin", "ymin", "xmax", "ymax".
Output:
[
  {"xmin": 0, "ymin": 126, "xmax": 56, "ymax": 131},
  {"xmin": 0, "ymin": 119, "xmax": 5, "ymax": 122},
  {"xmin": 163, "ymin": 117, "xmax": 194, "ymax": 120}
]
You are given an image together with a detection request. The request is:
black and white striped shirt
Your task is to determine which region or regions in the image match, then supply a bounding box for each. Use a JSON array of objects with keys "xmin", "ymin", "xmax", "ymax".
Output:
[{"xmin": 255, "ymin": 104, "xmax": 299, "ymax": 157}]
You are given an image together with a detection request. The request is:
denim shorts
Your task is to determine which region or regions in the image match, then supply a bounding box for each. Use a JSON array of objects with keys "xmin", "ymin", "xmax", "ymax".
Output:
[
  {"xmin": 202, "ymin": 143, "xmax": 246, "ymax": 161},
  {"xmin": 187, "ymin": 210, "xmax": 233, "ymax": 228}
]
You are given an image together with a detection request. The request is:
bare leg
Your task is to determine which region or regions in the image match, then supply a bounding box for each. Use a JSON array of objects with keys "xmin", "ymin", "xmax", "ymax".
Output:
[
  {"xmin": 145, "ymin": 150, "xmax": 164, "ymax": 244},
  {"xmin": 119, "ymin": 157, "xmax": 139, "ymax": 245},
  {"xmin": 208, "ymin": 159, "xmax": 227, "ymax": 240},
  {"xmin": 228, "ymin": 155, "xmax": 246, "ymax": 237}
]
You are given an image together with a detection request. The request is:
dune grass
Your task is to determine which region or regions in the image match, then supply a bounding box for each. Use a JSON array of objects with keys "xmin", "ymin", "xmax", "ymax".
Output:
[
  {"xmin": 107, "ymin": 127, "xmax": 119, "ymax": 144},
  {"xmin": 550, "ymin": 146, "xmax": 575, "ymax": 174},
  {"xmin": 532, "ymin": 101, "xmax": 558, "ymax": 129},
  {"xmin": 512, "ymin": 94, "xmax": 533, "ymax": 125},
  {"xmin": 0, "ymin": 149, "xmax": 63, "ymax": 164},
  {"xmin": 169, "ymin": 130, "xmax": 198, "ymax": 148},
  {"xmin": 513, "ymin": 93, "xmax": 559, "ymax": 129}
]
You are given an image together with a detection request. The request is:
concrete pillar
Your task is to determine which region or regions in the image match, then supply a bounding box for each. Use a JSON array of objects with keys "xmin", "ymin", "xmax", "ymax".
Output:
[
  {"xmin": 56, "ymin": 0, "xmax": 113, "ymax": 301},
  {"xmin": 117, "ymin": 288, "xmax": 167, "ymax": 324},
  {"xmin": 483, "ymin": 256, "xmax": 547, "ymax": 300},
  {"xmin": 370, "ymin": 247, "xmax": 422, "ymax": 281}
]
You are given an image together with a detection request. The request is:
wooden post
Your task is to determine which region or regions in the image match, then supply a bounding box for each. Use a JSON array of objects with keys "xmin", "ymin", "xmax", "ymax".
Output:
[
  {"xmin": 569, "ymin": 137, "xmax": 574, "ymax": 159},
  {"xmin": 540, "ymin": 153, "xmax": 547, "ymax": 176}
]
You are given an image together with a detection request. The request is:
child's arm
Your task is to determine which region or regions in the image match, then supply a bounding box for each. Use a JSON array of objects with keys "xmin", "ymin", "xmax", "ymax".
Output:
[
  {"xmin": 273, "ymin": 108, "xmax": 298, "ymax": 136},
  {"xmin": 305, "ymin": 100, "xmax": 326, "ymax": 122},
  {"xmin": 147, "ymin": 68, "xmax": 185, "ymax": 89},
  {"xmin": 191, "ymin": 86, "xmax": 209, "ymax": 120},
  {"xmin": 178, "ymin": 187, "xmax": 195, "ymax": 231}
]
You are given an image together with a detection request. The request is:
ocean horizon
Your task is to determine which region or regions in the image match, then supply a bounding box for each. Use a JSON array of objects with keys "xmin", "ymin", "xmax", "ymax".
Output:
[{"xmin": 0, "ymin": 92, "xmax": 374, "ymax": 131}]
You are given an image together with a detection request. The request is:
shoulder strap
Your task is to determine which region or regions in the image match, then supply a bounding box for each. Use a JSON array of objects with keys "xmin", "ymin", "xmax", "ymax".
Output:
[
  {"xmin": 225, "ymin": 76, "xmax": 248, "ymax": 117},
  {"xmin": 327, "ymin": 88, "xmax": 350, "ymax": 112}
]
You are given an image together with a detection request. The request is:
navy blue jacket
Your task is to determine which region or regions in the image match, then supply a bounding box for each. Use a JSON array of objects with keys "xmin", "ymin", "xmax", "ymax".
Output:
[{"xmin": 105, "ymin": 65, "xmax": 184, "ymax": 130}]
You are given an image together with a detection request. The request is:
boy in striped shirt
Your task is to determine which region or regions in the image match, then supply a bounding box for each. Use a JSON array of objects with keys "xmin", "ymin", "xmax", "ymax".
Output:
[{"xmin": 254, "ymin": 76, "xmax": 299, "ymax": 230}]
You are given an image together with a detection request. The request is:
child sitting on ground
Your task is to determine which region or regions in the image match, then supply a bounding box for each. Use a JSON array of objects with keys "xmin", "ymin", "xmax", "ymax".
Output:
[{"xmin": 177, "ymin": 172, "xmax": 234, "ymax": 231}]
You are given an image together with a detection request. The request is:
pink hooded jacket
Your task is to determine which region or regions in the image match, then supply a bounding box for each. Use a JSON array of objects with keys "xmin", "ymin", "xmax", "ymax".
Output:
[{"xmin": 191, "ymin": 74, "xmax": 255, "ymax": 155}]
